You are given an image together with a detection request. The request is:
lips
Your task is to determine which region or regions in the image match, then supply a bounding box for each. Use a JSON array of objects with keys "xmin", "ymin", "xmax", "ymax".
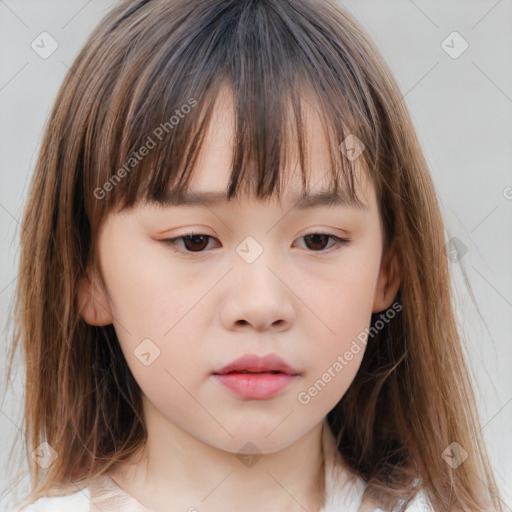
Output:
[
  {"xmin": 212, "ymin": 353, "xmax": 300, "ymax": 376},
  {"xmin": 211, "ymin": 353, "xmax": 301, "ymax": 399}
]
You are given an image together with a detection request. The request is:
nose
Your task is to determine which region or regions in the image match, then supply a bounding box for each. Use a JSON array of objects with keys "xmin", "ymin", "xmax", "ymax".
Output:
[{"xmin": 219, "ymin": 257, "xmax": 295, "ymax": 333}]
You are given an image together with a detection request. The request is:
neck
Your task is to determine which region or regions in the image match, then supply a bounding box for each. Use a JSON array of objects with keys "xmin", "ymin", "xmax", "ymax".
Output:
[{"xmin": 108, "ymin": 399, "xmax": 327, "ymax": 512}]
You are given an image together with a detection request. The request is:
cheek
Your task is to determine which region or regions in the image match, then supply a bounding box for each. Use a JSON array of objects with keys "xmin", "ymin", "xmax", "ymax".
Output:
[
  {"xmin": 100, "ymin": 238, "xmax": 214, "ymax": 379},
  {"xmin": 295, "ymin": 241, "xmax": 381, "ymax": 341},
  {"xmin": 101, "ymin": 238, "xmax": 203, "ymax": 332},
  {"xmin": 295, "ymin": 240, "xmax": 381, "ymax": 401},
  {"xmin": 294, "ymin": 291, "xmax": 372, "ymax": 415}
]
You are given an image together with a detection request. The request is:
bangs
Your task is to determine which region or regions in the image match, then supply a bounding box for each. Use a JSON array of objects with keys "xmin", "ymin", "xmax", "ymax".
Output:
[{"xmin": 83, "ymin": 0, "xmax": 382, "ymax": 223}]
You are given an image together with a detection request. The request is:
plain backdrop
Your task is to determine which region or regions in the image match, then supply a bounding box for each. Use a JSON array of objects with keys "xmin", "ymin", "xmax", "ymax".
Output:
[{"xmin": 0, "ymin": 1, "xmax": 511, "ymax": 510}]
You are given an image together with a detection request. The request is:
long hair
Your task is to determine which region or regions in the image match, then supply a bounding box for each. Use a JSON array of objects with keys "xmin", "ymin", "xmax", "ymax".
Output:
[{"xmin": 5, "ymin": 0, "xmax": 502, "ymax": 510}]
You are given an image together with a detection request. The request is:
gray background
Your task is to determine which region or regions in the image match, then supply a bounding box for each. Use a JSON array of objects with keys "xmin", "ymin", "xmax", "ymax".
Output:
[{"xmin": 1, "ymin": 0, "xmax": 511, "ymax": 510}]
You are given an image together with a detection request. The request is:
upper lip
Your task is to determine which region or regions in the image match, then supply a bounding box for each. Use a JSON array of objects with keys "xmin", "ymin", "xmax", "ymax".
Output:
[{"xmin": 213, "ymin": 354, "xmax": 301, "ymax": 375}]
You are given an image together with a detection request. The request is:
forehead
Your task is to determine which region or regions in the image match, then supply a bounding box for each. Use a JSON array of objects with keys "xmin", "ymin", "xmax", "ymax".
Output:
[{"xmin": 181, "ymin": 86, "xmax": 374, "ymax": 210}]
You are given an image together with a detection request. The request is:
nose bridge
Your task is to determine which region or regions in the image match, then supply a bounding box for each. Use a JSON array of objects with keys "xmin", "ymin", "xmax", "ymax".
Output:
[
  {"xmin": 219, "ymin": 232, "xmax": 294, "ymax": 331},
  {"xmin": 229, "ymin": 201, "xmax": 294, "ymax": 289},
  {"xmin": 229, "ymin": 199, "xmax": 278, "ymax": 261},
  {"xmin": 233, "ymin": 233, "xmax": 281, "ymax": 293}
]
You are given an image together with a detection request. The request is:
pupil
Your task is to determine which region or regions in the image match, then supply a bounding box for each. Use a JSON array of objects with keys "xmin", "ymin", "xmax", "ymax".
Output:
[
  {"xmin": 306, "ymin": 234, "xmax": 328, "ymax": 250},
  {"xmin": 185, "ymin": 235, "xmax": 208, "ymax": 251}
]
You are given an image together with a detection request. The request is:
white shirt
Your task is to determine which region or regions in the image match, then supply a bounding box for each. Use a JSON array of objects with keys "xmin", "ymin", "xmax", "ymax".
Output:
[{"xmin": 17, "ymin": 419, "xmax": 433, "ymax": 512}]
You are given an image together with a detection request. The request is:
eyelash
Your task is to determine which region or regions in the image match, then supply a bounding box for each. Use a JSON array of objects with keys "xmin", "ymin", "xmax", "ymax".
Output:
[{"xmin": 162, "ymin": 232, "xmax": 351, "ymax": 255}]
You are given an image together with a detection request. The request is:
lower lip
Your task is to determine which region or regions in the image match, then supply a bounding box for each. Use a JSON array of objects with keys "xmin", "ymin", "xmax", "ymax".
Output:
[{"xmin": 211, "ymin": 372, "xmax": 298, "ymax": 399}]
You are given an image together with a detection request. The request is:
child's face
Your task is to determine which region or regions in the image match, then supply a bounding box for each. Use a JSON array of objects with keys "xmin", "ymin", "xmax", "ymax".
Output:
[{"xmin": 81, "ymin": 91, "xmax": 398, "ymax": 454}]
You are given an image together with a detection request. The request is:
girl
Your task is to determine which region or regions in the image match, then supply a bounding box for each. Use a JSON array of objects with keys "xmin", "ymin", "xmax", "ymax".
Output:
[{"xmin": 5, "ymin": 0, "xmax": 504, "ymax": 510}]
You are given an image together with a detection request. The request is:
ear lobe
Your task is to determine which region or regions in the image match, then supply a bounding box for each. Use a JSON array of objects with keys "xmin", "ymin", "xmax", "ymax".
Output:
[
  {"xmin": 77, "ymin": 265, "xmax": 113, "ymax": 326},
  {"xmin": 372, "ymin": 238, "xmax": 401, "ymax": 314}
]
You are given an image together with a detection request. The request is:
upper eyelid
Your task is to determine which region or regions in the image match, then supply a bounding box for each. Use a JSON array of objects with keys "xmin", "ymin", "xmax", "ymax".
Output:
[
  {"xmin": 165, "ymin": 224, "xmax": 350, "ymax": 237},
  {"xmin": 168, "ymin": 229, "xmax": 348, "ymax": 240}
]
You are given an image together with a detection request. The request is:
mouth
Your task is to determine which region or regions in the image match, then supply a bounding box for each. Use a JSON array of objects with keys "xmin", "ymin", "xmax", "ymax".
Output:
[{"xmin": 211, "ymin": 354, "xmax": 301, "ymax": 400}]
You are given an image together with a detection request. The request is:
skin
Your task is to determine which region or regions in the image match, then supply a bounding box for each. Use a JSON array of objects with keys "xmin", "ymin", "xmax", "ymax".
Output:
[{"xmin": 78, "ymin": 89, "xmax": 401, "ymax": 512}]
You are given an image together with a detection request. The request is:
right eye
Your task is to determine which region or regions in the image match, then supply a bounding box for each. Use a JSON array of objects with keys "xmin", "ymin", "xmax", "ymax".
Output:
[{"xmin": 163, "ymin": 233, "xmax": 219, "ymax": 253}]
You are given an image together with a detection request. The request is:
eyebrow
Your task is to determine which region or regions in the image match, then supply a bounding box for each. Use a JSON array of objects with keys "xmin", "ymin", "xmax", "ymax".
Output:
[{"xmin": 151, "ymin": 189, "xmax": 368, "ymax": 211}]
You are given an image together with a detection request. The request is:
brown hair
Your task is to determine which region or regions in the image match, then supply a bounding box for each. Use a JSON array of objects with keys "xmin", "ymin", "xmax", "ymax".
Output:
[{"xmin": 4, "ymin": 0, "xmax": 503, "ymax": 510}]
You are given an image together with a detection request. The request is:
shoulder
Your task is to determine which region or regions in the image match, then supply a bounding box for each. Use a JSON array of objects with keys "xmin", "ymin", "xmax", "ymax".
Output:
[
  {"xmin": 403, "ymin": 489, "xmax": 435, "ymax": 511},
  {"xmin": 371, "ymin": 489, "xmax": 433, "ymax": 512},
  {"xmin": 16, "ymin": 487, "xmax": 90, "ymax": 512}
]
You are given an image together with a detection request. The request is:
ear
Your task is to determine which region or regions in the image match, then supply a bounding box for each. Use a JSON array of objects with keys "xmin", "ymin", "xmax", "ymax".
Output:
[
  {"xmin": 77, "ymin": 263, "xmax": 113, "ymax": 326},
  {"xmin": 372, "ymin": 236, "xmax": 401, "ymax": 314}
]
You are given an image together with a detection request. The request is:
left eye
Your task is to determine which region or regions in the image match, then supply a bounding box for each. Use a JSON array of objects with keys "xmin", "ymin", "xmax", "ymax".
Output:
[
  {"xmin": 162, "ymin": 232, "xmax": 350, "ymax": 254},
  {"xmin": 298, "ymin": 233, "xmax": 350, "ymax": 252}
]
